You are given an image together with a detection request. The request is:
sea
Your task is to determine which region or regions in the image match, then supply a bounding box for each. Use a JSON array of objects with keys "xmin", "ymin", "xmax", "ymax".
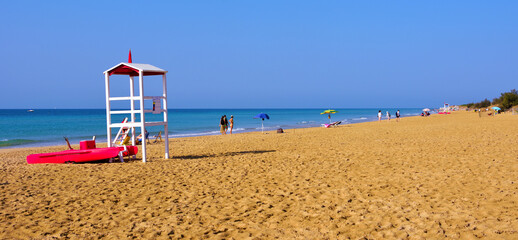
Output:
[{"xmin": 0, "ymin": 108, "xmax": 423, "ymax": 149}]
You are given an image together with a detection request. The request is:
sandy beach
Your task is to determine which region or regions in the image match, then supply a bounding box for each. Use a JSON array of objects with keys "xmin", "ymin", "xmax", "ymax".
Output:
[{"xmin": 0, "ymin": 111, "xmax": 517, "ymax": 239}]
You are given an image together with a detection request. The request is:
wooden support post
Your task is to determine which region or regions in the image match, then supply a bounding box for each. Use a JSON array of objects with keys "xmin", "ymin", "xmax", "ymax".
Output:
[
  {"xmin": 138, "ymin": 71, "xmax": 147, "ymax": 162},
  {"xmin": 162, "ymin": 74, "xmax": 169, "ymax": 159},
  {"xmin": 104, "ymin": 73, "xmax": 112, "ymax": 147},
  {"xmin": 130, "ymin": 76, "xmax": 136, "ymax": 147}
]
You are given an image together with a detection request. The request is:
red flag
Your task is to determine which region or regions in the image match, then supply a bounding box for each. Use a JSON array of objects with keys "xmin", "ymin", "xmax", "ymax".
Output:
[{"xmin": 128, "ymin": 49, "xmax": 132, "ymax": 63}]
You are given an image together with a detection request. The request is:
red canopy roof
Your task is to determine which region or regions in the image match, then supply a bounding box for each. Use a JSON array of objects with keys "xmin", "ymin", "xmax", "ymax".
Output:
[{"xmin": 105, "ymin": 63, "xmax": 167, "ymax": 76}]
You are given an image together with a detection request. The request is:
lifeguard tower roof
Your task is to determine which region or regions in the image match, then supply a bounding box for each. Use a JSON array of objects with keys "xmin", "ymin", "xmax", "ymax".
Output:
[{"xmin": 104, "ymin": 62, "xmax": 168, "ymax": 76}]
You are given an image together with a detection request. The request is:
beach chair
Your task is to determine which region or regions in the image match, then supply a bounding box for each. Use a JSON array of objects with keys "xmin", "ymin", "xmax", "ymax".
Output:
[
  {"xmin": 121, "ymin": 135, "xmax": 131, "ymax": 145},
  {"xmin": 153, "ymin": 131, "xmax": 162, "ymax": 143}
]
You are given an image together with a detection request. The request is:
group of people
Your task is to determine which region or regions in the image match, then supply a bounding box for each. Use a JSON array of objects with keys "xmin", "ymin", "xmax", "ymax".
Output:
[
  {"xmin": 378, "ymin": 110, "xmax": 401, "ymax": 122},
  {"xmin": 421, "ymin": 111, "xmax": 431, "ymax": 117},
  {"xmin": 219, "ymin": 115, "xmax": 234, "ymax": 135}
]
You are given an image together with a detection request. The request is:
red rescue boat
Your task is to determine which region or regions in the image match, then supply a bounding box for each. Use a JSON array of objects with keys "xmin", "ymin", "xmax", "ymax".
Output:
[{"xmin": 27, "ymin": 139, "xmax": 138, "ymax": 164}]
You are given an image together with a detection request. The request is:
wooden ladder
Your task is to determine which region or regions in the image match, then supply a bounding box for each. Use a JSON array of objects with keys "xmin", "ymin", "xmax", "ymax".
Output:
[{"xmin": 112, "ymin": 117, "xmax": 132, "ymax": 145}]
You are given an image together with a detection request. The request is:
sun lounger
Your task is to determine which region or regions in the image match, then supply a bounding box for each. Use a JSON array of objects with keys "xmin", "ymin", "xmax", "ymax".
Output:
[{"xmin": 322, "ymin": 121, "xmax": 342, "ymax": 128}]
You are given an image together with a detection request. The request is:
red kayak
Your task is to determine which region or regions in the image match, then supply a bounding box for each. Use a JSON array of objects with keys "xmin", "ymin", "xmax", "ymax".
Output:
[{"xmin": 27, "ymin": 139, "xmax": 138, "ymax": 164}]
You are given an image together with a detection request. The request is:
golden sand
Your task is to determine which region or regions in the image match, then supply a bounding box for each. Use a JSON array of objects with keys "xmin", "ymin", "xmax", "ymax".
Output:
[{"xmin": 0, "ymin": 111, "xmax": 517, "ymax": 239}]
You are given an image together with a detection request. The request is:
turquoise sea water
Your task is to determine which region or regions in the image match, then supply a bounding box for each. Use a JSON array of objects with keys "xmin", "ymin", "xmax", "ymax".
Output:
[{"xmin": 0, "ymin": 108, "xmax": 422, "ymax": 148}]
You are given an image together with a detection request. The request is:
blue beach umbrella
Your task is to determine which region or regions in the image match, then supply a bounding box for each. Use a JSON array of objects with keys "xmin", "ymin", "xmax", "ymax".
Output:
[
  {"xmin": 492, "ymin": 106, "xmax": 501, "ymax": 111},
  {"xmin": 253, "ymin": 113, "xmax": 270, "ymax": 133}
]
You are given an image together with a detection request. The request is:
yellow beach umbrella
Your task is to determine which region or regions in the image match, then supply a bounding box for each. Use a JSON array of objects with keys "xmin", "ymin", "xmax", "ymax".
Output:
[{"xmin": 320, "ymin": 109, "xmax": 338, "ymax": 123}]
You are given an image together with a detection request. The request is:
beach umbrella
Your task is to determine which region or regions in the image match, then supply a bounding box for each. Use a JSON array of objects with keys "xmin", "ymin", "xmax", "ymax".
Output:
[
  {"xmin": 253, "ymin": 113, "xmax": 270, "ymax": 133},
  {"xmin": 320, "ymin": 109, "xmax": 338, "ymax": 123},
  {"xmin": 422, "ymin": 108, "xmax": 431, "ymax": 112},
  {"xmin": 492, "ymin": 106, "xmax": 501, "ymax": 111}
]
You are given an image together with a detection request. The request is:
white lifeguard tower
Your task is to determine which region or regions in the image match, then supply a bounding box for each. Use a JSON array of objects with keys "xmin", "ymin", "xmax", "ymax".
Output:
[
  {"xmin": 442, "ymin": 103, "xmax": 450, "ymax": 112},
  {"xmin": 103, "ymin": 56, "xmax": 169, "ymax": 163}
]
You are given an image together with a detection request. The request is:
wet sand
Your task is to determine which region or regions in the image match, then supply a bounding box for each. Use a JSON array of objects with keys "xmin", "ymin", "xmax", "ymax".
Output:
[{"xmin": 0, "ymin": 111, "xmax": 517, "ymax": 239}]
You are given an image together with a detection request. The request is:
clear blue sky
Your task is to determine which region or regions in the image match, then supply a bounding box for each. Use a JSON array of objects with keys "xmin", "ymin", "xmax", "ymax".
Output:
[{"xmin": 1, "ymin": 1, "xmax": 517, "ymax": 109}]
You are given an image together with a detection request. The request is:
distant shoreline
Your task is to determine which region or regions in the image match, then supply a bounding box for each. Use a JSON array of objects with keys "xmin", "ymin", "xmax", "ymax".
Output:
[{"xmin": 0, "ymin": 111, "xmax": 421, "ymax": 150}]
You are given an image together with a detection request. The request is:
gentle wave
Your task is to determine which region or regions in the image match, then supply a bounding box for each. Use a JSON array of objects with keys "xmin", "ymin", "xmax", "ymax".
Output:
[
  {"xmin": 297, "ymin": 121, "xmax": 316, "ymax": 124},
  {"xmin": 0, "ymin": 139, "xmax": 41, "ymax": 147},
  {"xmin": 0, "ymin": 108, "xmax": 425, "ymax": 148},
  {"xmin": 169, "ymin": 132, "xmax": 220, "ymax": 138},
  {"xmin": 168, "ymin": 128, "xmax": 248, "ymax": 138}
]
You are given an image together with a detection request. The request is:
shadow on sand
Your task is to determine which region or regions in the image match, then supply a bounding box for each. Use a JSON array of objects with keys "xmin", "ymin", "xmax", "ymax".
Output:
[
  {"xmin": 173, "ymin": 150, "xmax": 276, "ymax": 160},
  {"xmin": 69, "ymin": 150, "xmax": 277, "ymax": 163}
]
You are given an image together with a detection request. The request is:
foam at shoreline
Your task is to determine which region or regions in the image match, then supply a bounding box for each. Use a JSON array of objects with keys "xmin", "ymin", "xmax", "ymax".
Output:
[{"xmin": 0, "ymin": 108, "xmax": 424, "ymax": 149}]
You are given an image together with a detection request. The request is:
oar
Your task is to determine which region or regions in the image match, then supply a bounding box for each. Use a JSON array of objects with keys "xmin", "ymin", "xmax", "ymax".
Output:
[{"xmin": 63, "ymin": 137, "xmax": 73, "ymax": 150}]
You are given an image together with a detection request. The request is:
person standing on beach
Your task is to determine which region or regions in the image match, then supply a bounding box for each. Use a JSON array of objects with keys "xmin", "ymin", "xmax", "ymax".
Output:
[
  {"xmin": 223, "ymin": 115, "xmax": 229, "ymax": 134},
  {"xmin": 386, "ymin": 111, "xmax": 391, "ymax": 121},
  {"xmin": 396, "ymin": 110, "xmax": 400, "ymax": 122},
  {"xmin": 220, "ymin": 116, "xmax": 226, "ymax": 135},
  {"xmin": 229, "ymin": 115, "xmax": 234, "ymax": 134},
  {"xmin": 378, "ymin": 110, "xmax": 382, "ymax": 122}
]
